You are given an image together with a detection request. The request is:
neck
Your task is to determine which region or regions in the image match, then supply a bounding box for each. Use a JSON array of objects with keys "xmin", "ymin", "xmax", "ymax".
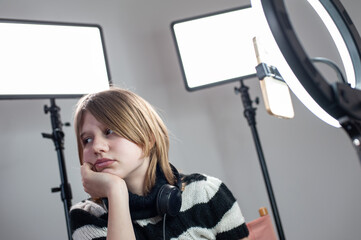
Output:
[
  {"xmin": 128, "ymin": 164, "xmax": 169, "ymax": 220},
  {"xmin": 125, "ymin": 157, "xmax": 150, "ymax": 196}
]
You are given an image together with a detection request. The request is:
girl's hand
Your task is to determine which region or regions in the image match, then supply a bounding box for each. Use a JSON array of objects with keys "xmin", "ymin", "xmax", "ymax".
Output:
[
  {"xmin": 81, "ymin": 162, "xmax": 135, "ymax": 239},
  {"xmin": 81, "ymin": 162, "xmax": 128, "ymax": 199}
]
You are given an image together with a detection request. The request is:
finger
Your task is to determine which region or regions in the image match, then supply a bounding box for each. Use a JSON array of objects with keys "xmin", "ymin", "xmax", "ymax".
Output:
[
  {"xmin": 81, "ymin": 165, "xmax": 94, "ymax": 181},
  {"xmin": 82, "ymin": 161, "xmax": 93, "ymax": 169},
  {"xmin": 81, "ymin": 162, "xmax": 95, "ymax": 174}
]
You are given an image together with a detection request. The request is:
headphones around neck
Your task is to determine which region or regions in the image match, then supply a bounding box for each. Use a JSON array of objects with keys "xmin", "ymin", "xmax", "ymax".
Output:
[{"xmin": 156, "ymin": 164, "xmax": 182, "ymax": 217}]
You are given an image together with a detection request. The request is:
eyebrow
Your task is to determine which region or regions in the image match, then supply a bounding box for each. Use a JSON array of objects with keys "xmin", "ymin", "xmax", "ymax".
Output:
[{"xmin": 79, "ymin": 132, "xmax": 88, "ymax": 139}]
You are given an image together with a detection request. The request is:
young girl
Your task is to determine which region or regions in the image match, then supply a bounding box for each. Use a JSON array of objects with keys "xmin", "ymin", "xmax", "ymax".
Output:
[{"xmin": 70, "ymin": 87, "xmax": 249, "ymax": 240}]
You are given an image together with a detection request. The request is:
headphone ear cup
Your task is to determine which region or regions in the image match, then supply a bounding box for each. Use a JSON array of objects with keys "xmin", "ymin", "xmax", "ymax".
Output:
[{"xmin": 156, "ymin": 184, "xmax": 182, "ymax": 217}]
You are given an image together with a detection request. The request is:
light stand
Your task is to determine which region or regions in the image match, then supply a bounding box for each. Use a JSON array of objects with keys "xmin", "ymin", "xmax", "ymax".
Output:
[
  {"xmin": 235, "ymin": 78, "xmax": 286, "ymax": 240},
  {"xmin": 0, "ymin": 19, "xmax": 111, "ymax": 240},
  {"xmin": 42, "ymin": 98, "xmax": 73, "ymax": 240},
  {"xmin": 171, "ymin": 7, "xmax": 288, "ymax": 239}
]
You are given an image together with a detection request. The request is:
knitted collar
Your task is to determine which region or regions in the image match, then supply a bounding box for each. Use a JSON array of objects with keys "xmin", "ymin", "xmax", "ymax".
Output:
[{"xmin": 128, "ymin": 165, "xmax": 168, "ymax": 220}]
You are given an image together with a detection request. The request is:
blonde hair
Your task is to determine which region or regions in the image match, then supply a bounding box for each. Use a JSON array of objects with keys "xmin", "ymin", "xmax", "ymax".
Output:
[{"xmin": 74, "ymin": 87, "xmax": 174, "ymax": 194}]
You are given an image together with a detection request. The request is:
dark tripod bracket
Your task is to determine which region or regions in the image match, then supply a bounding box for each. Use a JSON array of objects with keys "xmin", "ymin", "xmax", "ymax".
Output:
[
  {"xmin": 42, "ymin": 98, "xmax": 73, "ymax": 240},
  {"xmin": 339, "ymin": 116, "xmax": 361, "ymax": 161}
]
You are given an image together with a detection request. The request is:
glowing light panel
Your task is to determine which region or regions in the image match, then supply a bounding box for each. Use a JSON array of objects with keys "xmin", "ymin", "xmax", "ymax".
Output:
[
  {"xmin": 0, "ymin": 21, "xmax": 110, "ymax": 99},
  {"xmin": 172, "ymin": 7, "xmax": 258, "ymax": 90}
]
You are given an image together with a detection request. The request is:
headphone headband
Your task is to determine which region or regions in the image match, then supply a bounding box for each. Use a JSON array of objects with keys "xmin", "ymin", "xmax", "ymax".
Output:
[{"xmin": 169, "ymin": 163, "xmax": 182, "ymax": 190}]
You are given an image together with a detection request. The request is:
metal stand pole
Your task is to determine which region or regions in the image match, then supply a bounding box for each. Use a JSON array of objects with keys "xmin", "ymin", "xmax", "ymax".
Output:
[
  {"xmin": 235, "ymin": 79, "xmax": 286, "ymax": 240},
  {"xmin": 42, "ymin": 98, "xmax": 73, "ymax": 240}
]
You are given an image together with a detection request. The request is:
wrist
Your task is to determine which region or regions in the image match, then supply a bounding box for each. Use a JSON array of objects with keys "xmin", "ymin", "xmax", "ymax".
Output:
[{"xmin": 107, "ymin": 178, "xmax": 128, "ymax": 201}]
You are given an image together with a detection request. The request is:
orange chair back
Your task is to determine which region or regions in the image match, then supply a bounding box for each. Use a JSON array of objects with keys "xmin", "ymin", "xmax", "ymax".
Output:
[{"xmin": 246, "ymin": 207, "xmax": 278, "ymax": 240}]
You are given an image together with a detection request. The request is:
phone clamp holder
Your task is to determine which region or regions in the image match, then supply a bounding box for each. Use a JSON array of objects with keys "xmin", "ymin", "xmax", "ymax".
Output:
[{"xmin": 255, "ymin": 62, "xmax": 284, "ymax": 82}]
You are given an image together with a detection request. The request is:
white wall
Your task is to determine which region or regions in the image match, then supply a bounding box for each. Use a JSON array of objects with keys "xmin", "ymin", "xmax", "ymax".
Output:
[{"xmin": 0, "ymin": 0, "xmax": 361, "ymax": 239}]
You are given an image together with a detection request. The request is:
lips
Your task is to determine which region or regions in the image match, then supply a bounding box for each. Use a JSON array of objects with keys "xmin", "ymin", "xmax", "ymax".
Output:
[{"xmin": 94, "ymin": 158, "xmax": 115, "ymax": 170}]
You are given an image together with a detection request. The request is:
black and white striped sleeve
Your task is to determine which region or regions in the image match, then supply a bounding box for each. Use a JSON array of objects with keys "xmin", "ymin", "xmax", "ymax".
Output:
[
  {"xmin": 69, "ymin": 200, "xmax": 108, "ymax": 240},
  {"xmin": 176, "ymin": 174, "xmax": 249, "ymax": 240}
]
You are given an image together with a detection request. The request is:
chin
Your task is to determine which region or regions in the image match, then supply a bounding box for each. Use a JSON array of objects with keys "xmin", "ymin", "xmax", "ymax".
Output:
[
  {"xmin": 99, "ymin": 168, "xmax": 112, "ymax": 173},
  {"xmin": 101, "ymin": 168, "xmax": 123, "ymax": 177}
]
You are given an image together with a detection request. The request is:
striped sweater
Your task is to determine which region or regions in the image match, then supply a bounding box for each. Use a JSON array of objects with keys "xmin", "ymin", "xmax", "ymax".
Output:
[{"xmin": 70, "ymin": 173, "xmax": 249, "ymax": 239}]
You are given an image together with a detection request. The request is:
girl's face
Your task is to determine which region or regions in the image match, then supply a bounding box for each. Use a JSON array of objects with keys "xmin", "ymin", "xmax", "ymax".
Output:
[{"xmin": 80, "ymin": 111, "xmax": 149, "ymax": 190}]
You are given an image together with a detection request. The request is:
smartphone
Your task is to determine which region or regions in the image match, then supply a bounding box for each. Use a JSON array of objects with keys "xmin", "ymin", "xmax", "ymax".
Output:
[{"xmin": 253, "ymin": 36, "xmax": 295, "ymax": 119}]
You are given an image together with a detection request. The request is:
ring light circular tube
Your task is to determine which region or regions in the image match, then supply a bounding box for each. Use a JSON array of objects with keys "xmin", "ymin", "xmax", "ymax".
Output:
[
  {"xmin": 307, "ymin": 0, "xmax": 354, "ymax": 87},
  {"xmin": 251, "ymin": 0, "xmax": 361, "ymax": 128}
]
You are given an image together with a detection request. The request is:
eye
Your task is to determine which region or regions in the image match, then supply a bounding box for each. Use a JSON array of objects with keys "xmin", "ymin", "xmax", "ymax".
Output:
[
  {"xmin": 82, "ymin": 137, "xmax": 92, "ymax": 145},
  {"xmin": 105, "ymin": 129, "xmax": 114, "ymax": 136}
]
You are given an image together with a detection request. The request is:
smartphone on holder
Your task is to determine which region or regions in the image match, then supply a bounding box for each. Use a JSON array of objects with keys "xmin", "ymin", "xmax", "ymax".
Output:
[{"xmin": 253, "ymin": 36, "xmax": 295, "ymax": 119}]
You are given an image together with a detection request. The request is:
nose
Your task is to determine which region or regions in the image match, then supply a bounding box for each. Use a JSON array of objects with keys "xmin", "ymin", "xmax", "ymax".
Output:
[{"xmin": 92, "ymin": 137, "xmax": 109, "ymax": 154}]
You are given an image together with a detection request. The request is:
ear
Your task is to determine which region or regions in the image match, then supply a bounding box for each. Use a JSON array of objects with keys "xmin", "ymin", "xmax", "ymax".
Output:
[
  {"xmin": 150, "ymin": 134, "xmax": 156, "ymax": 148},
  {"xmin": 146, "ymin": 135, "xmax": 156, "ymax": 156},
  {"xmin": 140, "ymin": 135, "xmax": 155, "ymax": 158}
]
